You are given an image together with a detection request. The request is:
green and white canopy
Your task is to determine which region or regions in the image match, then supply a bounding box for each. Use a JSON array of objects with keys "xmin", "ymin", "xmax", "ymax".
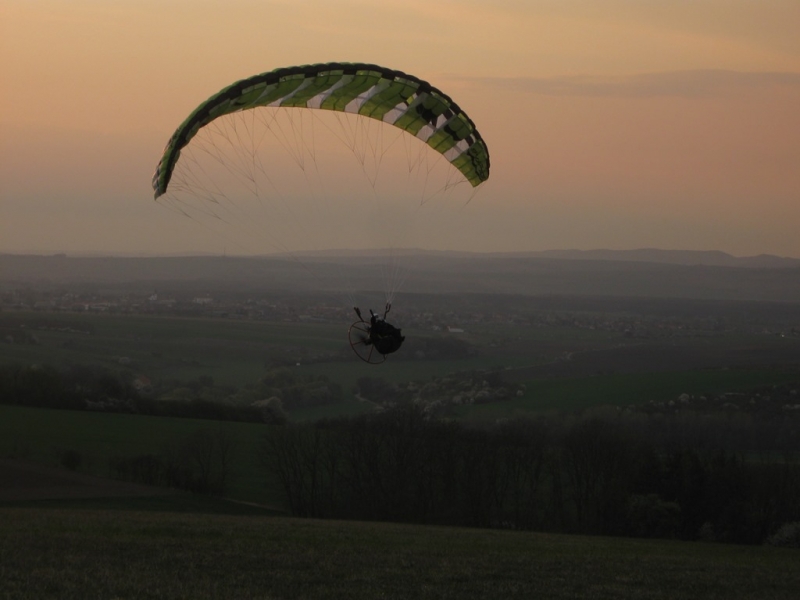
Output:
[{"xmin": 152, "ymin": 63, "xmax": 490, "ymax": 198}]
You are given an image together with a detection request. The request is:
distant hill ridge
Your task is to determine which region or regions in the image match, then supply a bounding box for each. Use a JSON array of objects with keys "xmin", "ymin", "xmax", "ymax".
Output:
[
  {"xmin": 492, "ymin": 249, "xmax": 800, "ymax": 269},
  {"xmin": 4, "ymin": 248, "xmax": 798, "ymax": 268},
  {"xmin": 2, "ymin": 249, "xmax": 799, "ymax": 303},
  {"xmin": 280, "ymin": 248, "xmax": 800, "ymax": 268}
]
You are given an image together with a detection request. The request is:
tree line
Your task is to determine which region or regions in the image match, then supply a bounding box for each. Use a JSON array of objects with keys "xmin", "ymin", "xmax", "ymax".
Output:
[{"xmin": 260, "ymin": 403, "xmax": 800, "ymax": 545}]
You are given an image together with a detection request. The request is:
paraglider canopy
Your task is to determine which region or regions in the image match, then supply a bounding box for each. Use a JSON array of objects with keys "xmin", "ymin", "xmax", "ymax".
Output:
[{"xmin": 153, "ymin": 62, "xmax": 490, "ymax": 199}]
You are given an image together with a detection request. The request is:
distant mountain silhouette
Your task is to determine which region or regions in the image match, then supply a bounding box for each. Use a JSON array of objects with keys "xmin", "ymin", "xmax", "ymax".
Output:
[
  {"xmin": 490, "ymin": 248, "xmax": 800, "ymax": 269},
  {"xmin": 2, "ymin": 249, "xmax": 799, "ymax": 303},
  {"xmin": 272, "ymin": 247, "xmax": 800, "ymax": 268}
]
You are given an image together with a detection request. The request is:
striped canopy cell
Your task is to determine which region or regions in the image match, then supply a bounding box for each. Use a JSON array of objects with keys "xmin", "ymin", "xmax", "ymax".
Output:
[{"xmin": 152, "ymin": 63, "xmax": 490, "ymax": 198}]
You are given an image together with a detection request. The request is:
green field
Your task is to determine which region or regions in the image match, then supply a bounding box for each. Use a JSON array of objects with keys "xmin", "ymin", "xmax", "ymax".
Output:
[
  {"xmin": 1, "ymin": 312, "xmax": 543, "ymax": 403},
  {"xmin": 0, "ymin": 312, "xmax": 350, "ymax": 387},
  {"xmin": 1, "ymin": 506, "xmax": 798, "ymax": 600},
  {"xmin": 5, "ymin": 310, "xmax": 799, "ymax": 422},
  {"xmin": 458, "ymin": 367, "xmax": 800, "ymax": 419},
  {"xmin": 0, "ymin": 404, "xmax": 280, "ymax": 506},
  {"xmin": 4, "ymin": 308, "xmax": 800, "ymax": 427}
]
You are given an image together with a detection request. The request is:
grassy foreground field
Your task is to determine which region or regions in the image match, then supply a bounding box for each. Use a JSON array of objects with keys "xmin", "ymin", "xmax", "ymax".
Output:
[{"xmin": 1, "ymin": 507, "xmax": 798, "ymax": 600}]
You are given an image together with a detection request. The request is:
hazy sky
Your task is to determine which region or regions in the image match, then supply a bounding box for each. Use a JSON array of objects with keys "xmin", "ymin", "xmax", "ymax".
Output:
[{"xmin": 2, "ymin": 0, "xmax": 799, "ymax": 257}]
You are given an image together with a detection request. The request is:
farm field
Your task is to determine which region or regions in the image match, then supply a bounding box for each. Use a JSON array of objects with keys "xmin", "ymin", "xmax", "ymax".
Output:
[
  {"xmin": 0, "ymin": 312, "xmax": 350, "ymax": 388},
  {"xmin": 1, "ymin": 505, "xmax": 798, "ymax": 600},
  {"xmin": 0, "ymin": 405, "xmax": 280, "ymax": 506},
  {"xmin": 0, "ymin": 311, "xmax": 542, "ymax": 390},
  {"xmin": 4, "ymin": 309, "xmax": 800, "ymax": 420},
  {"xmin": 458, "ymin": 366, "xmax": 800, "ymax": 418}
]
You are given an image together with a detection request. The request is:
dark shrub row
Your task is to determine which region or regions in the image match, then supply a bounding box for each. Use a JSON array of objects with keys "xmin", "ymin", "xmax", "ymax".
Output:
[{"xmin": 261, "ymin": 403, "xmax": 800, "ymax": 544}]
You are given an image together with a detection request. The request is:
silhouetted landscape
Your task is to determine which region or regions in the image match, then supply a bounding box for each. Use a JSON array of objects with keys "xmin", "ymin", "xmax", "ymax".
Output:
[
  {"xmin": 3, "ymin": 250, "xmax": 799, "ymax": 598},
  {"xmin": 3, "ymin": 250, "xmax": 800, "ymax": 302}
]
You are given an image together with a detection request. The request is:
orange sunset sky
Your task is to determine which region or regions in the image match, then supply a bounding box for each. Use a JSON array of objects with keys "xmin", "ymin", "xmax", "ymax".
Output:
[{"xmin": 2, "ymin": 0, "xmax": 799, "ymax": 257}]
